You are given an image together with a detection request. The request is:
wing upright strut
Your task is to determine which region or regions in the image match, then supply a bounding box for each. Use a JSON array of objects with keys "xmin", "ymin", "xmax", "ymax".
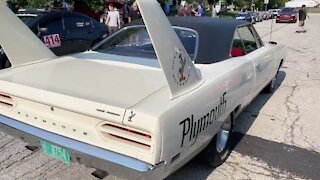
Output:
[
  {"xmin": 136, "ymin": 0, "xmax": 203, "ymax": 99},
  {"xmin": 0, "ymin": 2, "xmax": 56, "ymax": 67}
]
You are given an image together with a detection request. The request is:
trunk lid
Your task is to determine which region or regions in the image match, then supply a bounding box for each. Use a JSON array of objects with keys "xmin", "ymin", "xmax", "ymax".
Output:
[{"xmin": 0, "ymin": 54, "xmax": 166, "ymax": 119}]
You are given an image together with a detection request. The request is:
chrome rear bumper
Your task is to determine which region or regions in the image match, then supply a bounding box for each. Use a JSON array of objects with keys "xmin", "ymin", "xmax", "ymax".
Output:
[{"xmin": 0, "ymin": 115, "xmax": 164, "ymax": 180}]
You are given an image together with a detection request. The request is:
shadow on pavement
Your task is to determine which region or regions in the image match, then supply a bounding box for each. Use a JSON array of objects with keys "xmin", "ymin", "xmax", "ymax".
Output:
[
  {"xmin": 231, "ymin": 132, "xmax": 320, "ymax": 179},
  {"xmin": 230, "ymin": 70, "xmax": 286, "ymax": 150}
]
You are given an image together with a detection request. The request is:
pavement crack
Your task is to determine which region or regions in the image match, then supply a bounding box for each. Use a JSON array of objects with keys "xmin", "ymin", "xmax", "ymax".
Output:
[
  {"xmin": 0, "ymin": 149, "xmax": 32, "ymax": 170},
  {"xmin": 283, "ymin": 82, "xmax": 299, "ymax": 145},
  {"xmin": 0, "ymin": 139, "xmax": 15, "ymax": 150}
]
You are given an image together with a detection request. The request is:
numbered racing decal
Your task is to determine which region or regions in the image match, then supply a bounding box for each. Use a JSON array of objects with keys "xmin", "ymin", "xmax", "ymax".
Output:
[{"xmin": 43, "ymin": 34, "xmax": 61, "ymax": 48}]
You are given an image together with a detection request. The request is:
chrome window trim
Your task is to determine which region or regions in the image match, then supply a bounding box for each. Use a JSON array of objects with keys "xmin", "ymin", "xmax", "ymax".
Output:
[
  {"xmin": 92, "ymin": 25, "xmax": 199, "ymax": 61},
  {"xmin": 17, "ymin": 14, "xmax": 38, "ymax": 17}
]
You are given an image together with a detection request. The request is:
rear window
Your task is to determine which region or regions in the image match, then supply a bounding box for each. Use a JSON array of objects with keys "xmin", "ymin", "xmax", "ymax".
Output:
[
  {"xmin": 236, "ymin": 13, "xmax": 250, "ymax": 17},
  {"xmin": 93, "ymin": 26, "xmax": 198, "ymax": 60},
  {"xmin": 17, "ymin": 15, "xmax": 37, "ymax": 26},
  {"xmin": 281, "ymin": 8, "xmax": 295, "ymax": 13}
]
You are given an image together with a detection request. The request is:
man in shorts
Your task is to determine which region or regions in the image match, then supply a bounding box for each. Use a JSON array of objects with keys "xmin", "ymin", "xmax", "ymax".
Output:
[
  {"xmin": 298, "ymin": 5, "xmax": 309, "ymax": 33},
  {"xmin": 105, "ymin": 3, "xmax": 120, "ymax": 35}
]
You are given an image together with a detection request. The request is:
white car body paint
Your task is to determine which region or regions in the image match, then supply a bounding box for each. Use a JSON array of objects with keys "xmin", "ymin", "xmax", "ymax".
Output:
[{"xmin": 0, "ymin": 0, "xmax": 286, "ymax": 179}]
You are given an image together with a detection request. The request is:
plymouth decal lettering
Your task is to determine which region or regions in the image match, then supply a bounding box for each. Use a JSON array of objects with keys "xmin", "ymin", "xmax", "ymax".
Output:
[{"xmin": 179, "ymin": 92, "xmax": 227, "ymax": 147}]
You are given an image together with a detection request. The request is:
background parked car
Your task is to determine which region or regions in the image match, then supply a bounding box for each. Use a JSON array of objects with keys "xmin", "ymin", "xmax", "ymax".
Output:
[
  {"xmin": 252, "ymin": 12, "xmax": 263, "ymax": 22},
  {"xmin": 235, "ymin": 12, "xmax": 255, "ymax": 23},
  {"xmin": 260, "ymin": 11, "xmax": 271, "ymax": 20},
  {"xmin": 0, "ymin": 8, "xmax": 108, "ymax": 69},
  {"xmin": 276, "ymin": 7, "xmax": 297, "ymax": 23},
  {"xmin": 269, "ymin": 9, "xmax": 280, "ymax": 18}
]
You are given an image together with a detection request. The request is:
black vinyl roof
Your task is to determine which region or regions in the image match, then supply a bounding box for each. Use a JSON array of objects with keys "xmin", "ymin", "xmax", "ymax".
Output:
[{"xmin": 129, "ymin": 16, "xmax": 250, "ymax": 64}]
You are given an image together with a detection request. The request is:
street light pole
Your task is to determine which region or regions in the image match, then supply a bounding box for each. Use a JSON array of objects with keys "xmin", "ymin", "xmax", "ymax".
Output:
[{"xmin": 265, "ymin": 3, "xmax": 267, "ymax": 11}]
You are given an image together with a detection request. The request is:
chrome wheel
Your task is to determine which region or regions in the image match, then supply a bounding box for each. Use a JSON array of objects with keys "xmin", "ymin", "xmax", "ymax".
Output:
[{"xmin": 216, "ymin": 116, "xmax": 232, "ymax": 153}]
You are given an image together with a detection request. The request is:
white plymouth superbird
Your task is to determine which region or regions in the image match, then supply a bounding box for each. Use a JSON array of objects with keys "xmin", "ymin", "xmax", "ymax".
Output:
[{"xmin": 0, "ymin": 0, "xmax": 285, "ymax": 179}]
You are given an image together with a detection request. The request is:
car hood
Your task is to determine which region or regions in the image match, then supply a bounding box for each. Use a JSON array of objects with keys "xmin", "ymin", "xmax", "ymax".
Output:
[{"xmin": 0, "ymin": 53, "xmax": 167, "ymax": 109}]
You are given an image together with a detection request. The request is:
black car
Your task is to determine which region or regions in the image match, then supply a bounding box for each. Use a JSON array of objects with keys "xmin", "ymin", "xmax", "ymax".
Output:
[
  {"xmin": 0, "ymin": 9, "xmax": 108, "ymax": 69},
  {"xmin": 235, "ymin": 12, "xmax": 255, "ymax": 23}
]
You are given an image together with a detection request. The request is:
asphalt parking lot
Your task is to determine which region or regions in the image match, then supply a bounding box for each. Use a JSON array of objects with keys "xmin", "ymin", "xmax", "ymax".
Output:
[{"xmin": 0, "ymin": 15, "xmax": 320, "ymax": 180}]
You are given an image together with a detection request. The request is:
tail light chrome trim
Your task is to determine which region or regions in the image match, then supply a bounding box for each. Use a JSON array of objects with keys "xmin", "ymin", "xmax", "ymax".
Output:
[
  {"xmin": 98, "ymin": 123, "xmax": 152, "ymax": 151},
  {"xmin": 0, "ymin": 93, "xmax": 13, "ymax": 107}
]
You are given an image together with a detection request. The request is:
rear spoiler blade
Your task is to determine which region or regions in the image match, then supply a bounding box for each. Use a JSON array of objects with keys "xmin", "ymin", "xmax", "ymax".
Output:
[
  {"xmin": 136, "ymin": 0, "xmax": 203, "ymax": 99},
  {"xmin": 0, "ymin": 2, "xmax": 56, "ymax": 67}
]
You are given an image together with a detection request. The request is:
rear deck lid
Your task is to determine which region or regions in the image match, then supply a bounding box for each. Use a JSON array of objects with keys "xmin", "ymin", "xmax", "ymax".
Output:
[{"xmin": 0, "ymin": 55, "xmax": 166, "ymax": 109}]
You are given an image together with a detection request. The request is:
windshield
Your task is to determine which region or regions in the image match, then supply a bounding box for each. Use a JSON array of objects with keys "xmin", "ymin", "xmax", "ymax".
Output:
[
  {"xmin": 18, "ymin": 15, "xmax": 37, "ymax": 26},
  {"xmin": 281, "ymin": 8, "xmax": 294, "ymax": 13},
  {"xmin": 93, "ymin": 26, "xmax": 198, "ymax": 60}
]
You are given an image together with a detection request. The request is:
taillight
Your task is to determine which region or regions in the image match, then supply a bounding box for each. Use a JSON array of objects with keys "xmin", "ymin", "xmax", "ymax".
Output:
[
  {"xmin": 0, "ymin": 93, "xmax": 13, "ymax": 107},
  {"xmin": 98, "ymin": 123, "xmax": 152, "ymax": 150},
  {"xmin": 106, "ymin": 124, "xmax": 152, "ymax": 139}
]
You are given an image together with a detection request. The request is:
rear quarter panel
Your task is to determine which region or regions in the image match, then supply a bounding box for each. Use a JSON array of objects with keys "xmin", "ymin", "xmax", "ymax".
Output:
[{"xmin": 133, "ymin": 56, "xmax": 255, "ymax": 177}]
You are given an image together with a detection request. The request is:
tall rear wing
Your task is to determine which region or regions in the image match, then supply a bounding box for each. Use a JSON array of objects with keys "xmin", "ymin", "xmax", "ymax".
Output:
[
  {"xmin": 136, "ymin": 0, "xmax": 203, "ymax": 100},
  {"xmin": 0, "ymin": 2, "xmax": 56, "ymax": 67}
]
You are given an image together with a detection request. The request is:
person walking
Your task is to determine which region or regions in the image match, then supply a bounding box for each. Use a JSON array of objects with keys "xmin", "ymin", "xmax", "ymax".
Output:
[
  {"xmin": 105, "ymin": 3, "xmax": 121, "ymax": 35},
  {"xmin": 128, "ymin": 2, "xmax": 142, "ymax": 23},
  {"xmin": 297, "ymin": 5, "xmax": 310, "ymax": 33}
]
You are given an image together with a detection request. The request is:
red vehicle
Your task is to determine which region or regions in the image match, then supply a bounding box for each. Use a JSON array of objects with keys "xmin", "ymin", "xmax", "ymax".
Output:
[{"xmin": 276, "ymin": 7, "xmax": 297, "ymax": 23}]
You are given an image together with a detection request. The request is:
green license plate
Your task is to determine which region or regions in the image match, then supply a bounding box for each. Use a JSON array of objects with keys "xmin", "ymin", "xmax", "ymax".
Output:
[{"xmin": 40, "ymin": 140, "xmax": 71, "ymax": 164}]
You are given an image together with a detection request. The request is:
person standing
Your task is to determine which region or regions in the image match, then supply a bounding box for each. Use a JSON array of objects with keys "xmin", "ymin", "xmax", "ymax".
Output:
[
  {"xmin": 298, "ymin": 5, "xmax": 309, "ymax": 33},
  {"xmin": 215, "ymin": 3, "xmax": 221, "ymax": 17},
  {"xmin": 100, "ymin": 7, "xmax": 108, "ymax": 24},
  {"xmin": 105, "ymin": 3, "xmax": 120, "ymax": 35},
  {"xmin": 179, "ymin": 2, "xmax": 191, "ymax": 16},
  {"xmin": 122, "ymin": 0, "xmax": 130, "ymax": 24},
  {"xmin": 128, "ymin": 2, "xmax": 142, "ymax": 23},
  {"xmin": 192, "ymin": 4, "xmax": 204, "ymax": 16},
  {"xmin": 207, "ymin": 0, "xmax": 214, "ymax": 10},
  {"xmin": 211, "ymin": 4, "xmax": 217, "ymax": 18},
  {"xmin": 4, "ymin": 0, "xmax": 13, "ymax": 11}
]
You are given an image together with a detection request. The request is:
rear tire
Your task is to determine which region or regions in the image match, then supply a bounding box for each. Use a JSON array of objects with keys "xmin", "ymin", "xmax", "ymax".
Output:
[{"xmin": 200, "ymin": 115, "xmax": 233, "ymax": 167}]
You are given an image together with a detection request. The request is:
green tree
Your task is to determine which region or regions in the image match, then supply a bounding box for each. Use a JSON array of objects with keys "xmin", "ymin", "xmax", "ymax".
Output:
[
  {"xmin": 26, "ymin": 0, "xmax": 51, "ymax": 7},
  {"xmin": 84, "ymin": 0, "xmax": 105, "ymax": 13},
  {"xmin": 13, "ymin": 0, "xmax": 53, "ymax": 8}
]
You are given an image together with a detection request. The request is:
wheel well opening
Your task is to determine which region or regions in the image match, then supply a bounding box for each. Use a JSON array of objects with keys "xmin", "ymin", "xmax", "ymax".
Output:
[
  {"xmin": 231, "ymin": 105, "xmax": 241, "ymax": 122},
  {"xmin": 279, "ymin": 59, "xmax": 284, "ymax": 71}
]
